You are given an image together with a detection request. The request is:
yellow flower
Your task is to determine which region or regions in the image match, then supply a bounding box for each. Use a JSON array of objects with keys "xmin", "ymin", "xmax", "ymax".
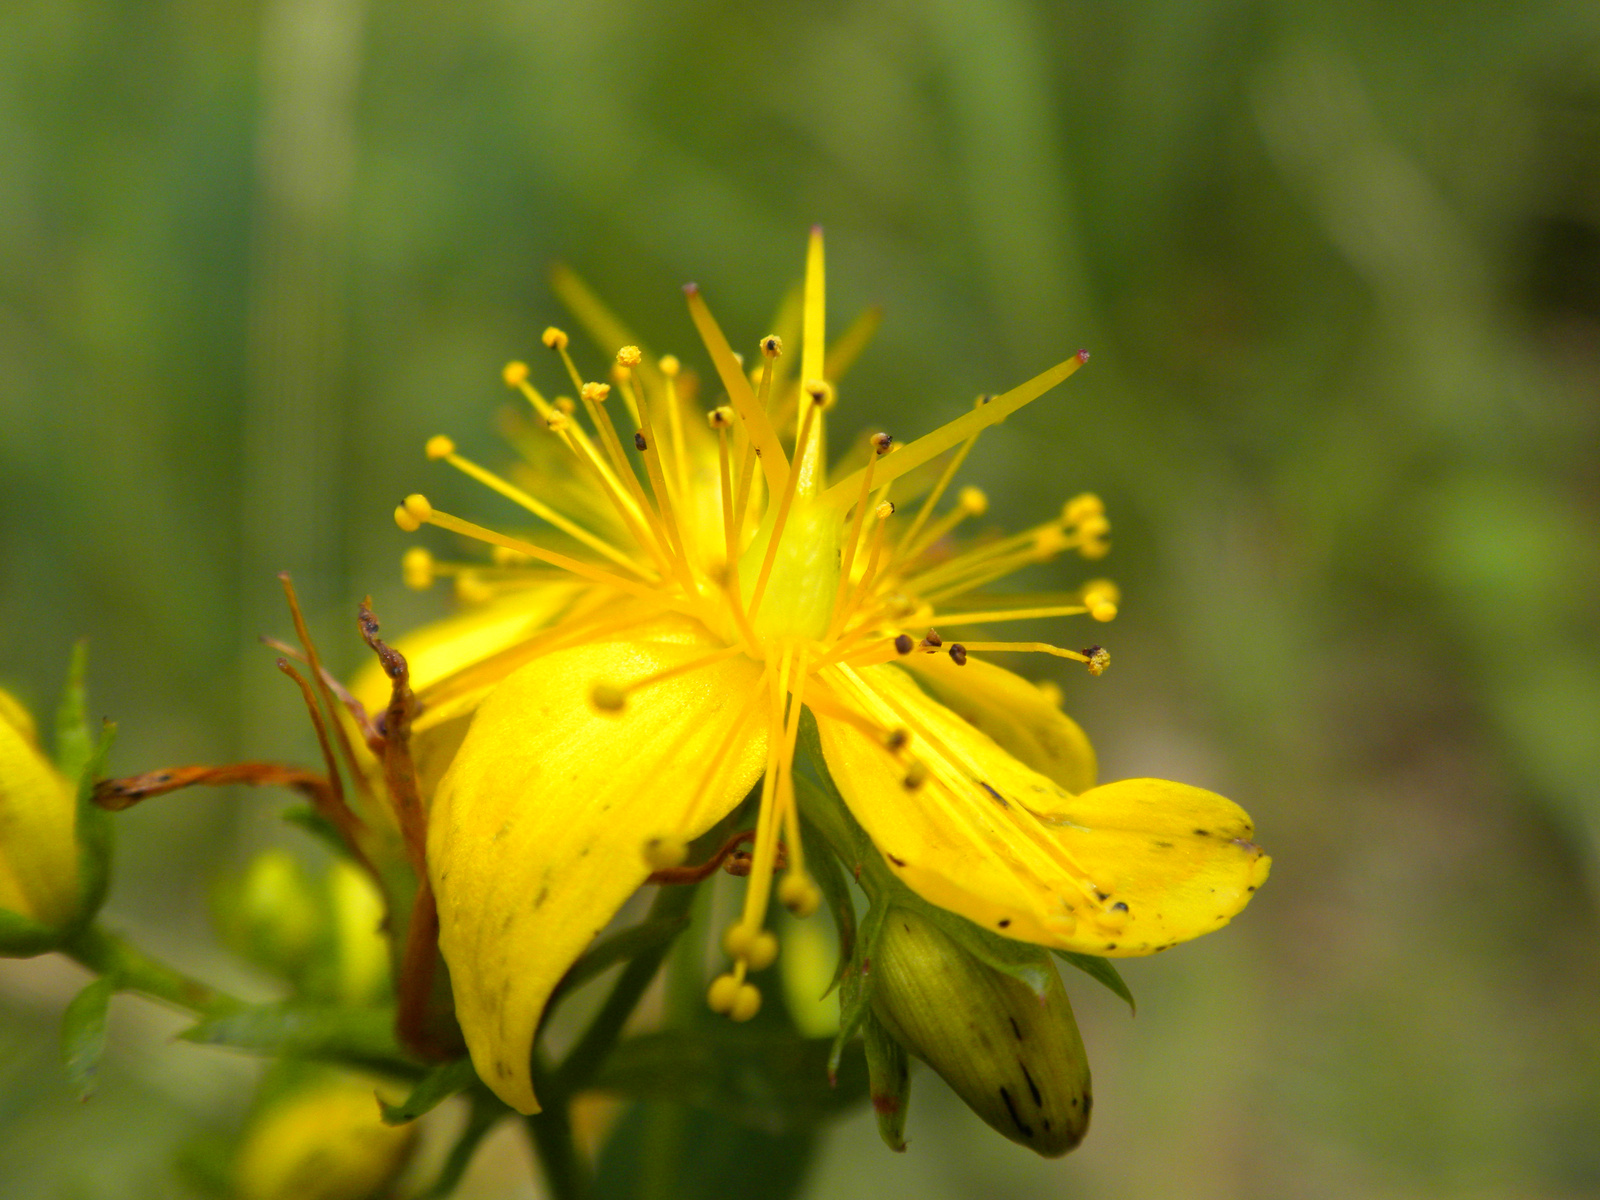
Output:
[
  {"xmin": 0, "ymin": 687, "xmax": 82, "ymax": 933},
  {"xmin": 394, "ymin": 230, "xmax": 1270, "ymax": 1114}
]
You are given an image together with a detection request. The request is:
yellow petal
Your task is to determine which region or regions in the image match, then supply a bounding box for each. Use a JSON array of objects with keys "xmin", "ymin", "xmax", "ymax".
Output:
[
  {"xmin": 0, "ymin": 690, "xmax": 79, "ymax": 927},
  {"xmin": 429, "ymin": 632, "xmax": 767, "ymax": 1113},
  {"xmin": 815, "ymin": 664, "xmax": 1267, "ymax": 956},
  {"xmin": 901, "ymin": 654, "xmax": 1096, "ymax": 793}
]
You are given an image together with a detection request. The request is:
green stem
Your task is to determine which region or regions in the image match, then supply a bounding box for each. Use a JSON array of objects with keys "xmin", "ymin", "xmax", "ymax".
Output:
[
  {"xmin": 553, "ymin": 882, "xmax": 699, "ymax": 1094},
  {"xmin": 526, "ymin": 1056, "xmax": 592, "ymax": 1200},
  {"xmin": 62, "ymin": 923, "xmax": 241, "ymax": 1016}
]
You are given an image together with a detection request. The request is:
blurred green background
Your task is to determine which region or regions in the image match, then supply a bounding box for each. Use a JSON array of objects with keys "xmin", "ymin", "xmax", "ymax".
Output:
[{"xmin": 3, "ymin": 0, "xmax": 1599, "ymax": 1196}]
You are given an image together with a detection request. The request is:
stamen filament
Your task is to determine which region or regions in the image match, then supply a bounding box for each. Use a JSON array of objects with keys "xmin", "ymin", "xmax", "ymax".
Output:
[
  {"xmin": 826, "ymin": 437, "xmax": 884, "ymax": 639},
  {"xmin": 747, "ymin": 389, "xmax": 824, "ymax": 625},
  {"xmin": 894, "ymin": 427, "xmax": 980, "ymax": 560},
  {"xmin": 924, "ymin": 605, "xmax": 1090, "ymax": 625},
  {"xmin": 956, "ymin": 641, "xmax": 1092, "ymax": 663},
  {"xmin": 594, "ymin": 645, "xmax": 746, "ymax": 711},
  {"xmin": 683, "ymin": 284, "xmax": 789, "ymax": 492},
  {"xmin": 836, "ymin": 502, "xmax": 894, "ymax": 629}
]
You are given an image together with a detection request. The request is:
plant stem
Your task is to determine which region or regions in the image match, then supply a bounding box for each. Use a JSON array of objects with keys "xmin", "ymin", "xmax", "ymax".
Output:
[{"xmin": 62, "ymin": 923, "xmax": 241, "ymax": 1016}]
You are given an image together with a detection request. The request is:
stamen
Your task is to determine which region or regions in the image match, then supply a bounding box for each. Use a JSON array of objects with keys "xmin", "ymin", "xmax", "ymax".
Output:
[
  {"xmin": 825, "ymin": 432, "xmax": 892, "ymax": 639},
  {"xmin": 711, "ymin": 412, "xmax": 760, "ymax": 650},
  {"xmin": 746, "ymin": 382, "xmax": 827, "ymax": 625},
  {"xmin": 619, "ymin": 350, "xmax": 697, "ymax": 593},
  {"xmin": 579, "ymin": 379, "xmax": 680, "ymax": 571},
  {"xmin": 893, "ymin": 399, "xmax": 987, "ymax": 558},
  {"xmin": 683, "ymin": 283, "xmax": 789, "ymax": 492},
  {"xmin": 924, "ymin": 604, "xmax": 1090, "ymax": 626},
  {"xmin": 402, "ymin": 547, "xmax": 434, "ymax": 590},
  {"xmin": 896, "ymin": 485, "xmax": 988, "ymax": 565},
  {"xmin": 588, "ymin": 645, "xmax": 745, "ymax": 713},
  {"xmin": 835, "ymin": 502, "xmax": 895, "ymax": 627},
  {"xmin": 956, "ymin": 642, "xmax": 1111, "ymax": 674},
  {"xmin": 821, "ymin": 350, "xmax": 1090, "ymax": 509},
  {"xmin": 658, "ymin": 353, "xmax": 691, "ymax": 497},
  {"xmin": 425, "ymin": 436, "xmax": 652, "ymax": 578},
  {"xmin": 794, "ymin": 226, "xmax": 827, "ymax": 489}
]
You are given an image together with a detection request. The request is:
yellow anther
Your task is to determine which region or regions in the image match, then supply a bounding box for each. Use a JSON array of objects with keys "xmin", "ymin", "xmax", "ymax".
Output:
[
  {"xmin": 761, "ymin": 334, "xmax": 783, "ymax": 357},
  {"xmin": 394, "ymin": 505, "xmax": 420, "ymax": 533},
  {"xmin": 616, "ymin": 345, "xmax": 642, "ymax": 367},
  {"xmin": 803, "ymin": 378, "xmax": 835, "ymax": 408},
  {"xmin": 870, "ymin": 431, "xmax": 893, "ymax": 455},
  {"xmin": 555, "ymin": 396, "xmax": 576, "ymax": 414},
  {"xmin": 722, "ymin": 922, "xmax": 757, "ymax": 959},
  {"xmin": 1077, "ymin": 513, "xmax": 1110, "ymax": 540},
  {"xmin": 658, "ymin": 354, "xmax": 681, "ymax": 377},
  {"xmin": 545, "ymin": 410, "xmax": 570, "ymax": 432},
  {"xmin": 778, "ymin": 873, "xmax": 821, "ymax": 918},
  {"xmin": 490, "ymin": 545, "xmax": 532, "ymax": 566},
  {"xmin": 746, "ymin": 930, "xmax": 779, "ymax": 971},
  {"xmin": 1063, "ymin": 493, "xmax": 1104, "ymax": 524},
  {"xmin": 882, "ymin": 727, "xmax": 910, "ymax": 753},
  {"xmin": 403, "ymin": 493, "xmax": 433, "ymax": 521},
  {"xmin": 958, "ymin": 485, "xmax": 988, "ymax": 515},
  {"xmin": 401, "ymin": 547, "xmax": 434, "ymax": 590},
  {"xmin": 1033, "ymin": 526, "xmax": 1070, "ymax": 557},
  {"xmin": 875, "ymin": 500, "xmax": 895, "ymax": 520},
  {"xmin": 729, "ymin": 982, "xmax": 762, "ymax": 1022},
  {"xmin": 1083, "ymin": 646, "xmax": 1111, "ymax": 676},
  {"xmin": 541, "ymin": 326, "xmax": 569, "ymax": 350},
  {"xmin": 707, "ymin": 973, "xmax": 741, "ymax": 1015},
  {"xmin": 580, "ymin": 381, "xmax": 611, "ymax": 403},
  {"xmin": 502, "ymin": 360, "xmax": 529, "ymax": 387},
  {"xmin": 973, "ymin": 393, "xmax": 992, "ymax": 408},
  {"xmin": 903, "ymin": 760, "xmax": 929, "ymax": 791},
  {"xmin": 1035, "ymin": 680, "xmax": 1064, "ymax": 708},
  {"xmin": 425, "ymin": 434, "xmax": 456, "ymax": 460},
  {"xmin": 643, "ymin": 837, "xmax": 688, "ymax": 870},
  {"xmin": 455, "ymin": 572, "xmax": 493, "ymax": 603},
  {"xmin": 708, "ymin": 405, "xmax": 735, "ymax": 429},
  {"xmin": 1082, "ymin": 579, "xmax": 1120, "ymax": 622},
  {"xmin": 591, "ymin": 683, "xmax": 627, "ymax": 712}
]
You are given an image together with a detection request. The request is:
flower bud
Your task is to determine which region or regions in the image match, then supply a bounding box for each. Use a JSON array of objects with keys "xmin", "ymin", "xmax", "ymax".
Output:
[
  {"xmin": 0, "ymin": 688, "xmax": 83, "ymax": 952},
  {"xmin": 871, "ymin": 907, "xmax": 1092, "ymax": 1156},
  {"xmin": 233, "ymin": 1075, "xmax": 417, "ymax": 1200}
]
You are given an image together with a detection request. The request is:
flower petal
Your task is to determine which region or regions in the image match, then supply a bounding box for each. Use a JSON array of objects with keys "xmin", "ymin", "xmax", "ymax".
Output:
[
  {"xmin": 428, "ymin": 634, "xmax": 767, "ymax": 1114},
  {"xmin": 901, "ymin": 654, "xmax": 1096, "ymax": 792},
  {"xmin": 815, "ymin": 663, "xmax": 1267, "ymax": 956}
]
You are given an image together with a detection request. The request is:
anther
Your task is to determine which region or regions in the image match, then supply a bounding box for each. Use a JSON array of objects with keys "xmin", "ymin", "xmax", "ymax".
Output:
[
  {"xmin": 958, "ymin": 486, "xmax": 988, "ymax": 515},
  {"xmin": 762, "ymin": 335, "xmax": 783, "ymax": 357},
  {"xmin": 658, "ymin": 354, "xmax": 681, "ymax": 377},
  {"xmin": 746, "ymin": 930, "xmax": 779, "ymax": 971},
  {"xmin": 949, "ymin": 643, "xmax": 968, "ymax": 666},
  {"xmin": 1063, "ymin": 493, "xmax": 1103, "ymax": 524},
  {"xmin": 455, "ymin": 572, "xmax": 493, "ymax": 603},
  {"xmin": 541, "ymin": 326, "xmax": 569, "ymax": 351},
  {"xmin": 394, "ymin": 493, "xmax": 434, "ymax": 534},
  {"xmin": 870, "ymin": 431, "xmax": 893, "ymax": 455},
  {"xmin": 723, "ymin": 922, "xmax": 757, "ymax": 959},
  {"xmin": 545, "ymin": 411, "xmax": 570, "ymax": 432},
  {"xmin": 974, "ymin": 393, "xmax": 992, "ymax": 407},
  {"xmin": 804, "ymin": 378, "xmax": 834, "ymax": 407},
  {"xmin": 643, "ymin": 837, "xmax": 688, "ymax": 870},
  {"xmin": 555, "ymin": 396, "xmax": 576, "ymax": 415},
  {"xmin": 401, "ymin": 547, "xmax": 434, "ymax": 590},
  {"xmin": 1081, "ymin": 646, "xmax": 1111, "ymax": 676},
  {"xmin": 591, "ymin": 683, "xmax": 627, "ymax": 712},
  {"xmin": 882, "ymin": 727, "xmax": 910, "ymax": 753},
  {"xmin": 893, "ymin": 633, "xmax": 914, "ymax": 655},
  {"xmin": 903, "ymin": 761, "xmax": 929, "ymax": 790},
  {"xmin": 921, "ymin": 628, "xmax": 943, "ymax": 649},
  {"xmin": 503, "ymin": 361, "xmax": 529, "ymax": 387},
  {"xmin": 708, "ymin": 405, "xmax": 735, "ymax": 428},
  {"xmin": 778, "ymin": 873, "xmax": 822, "ymax": 917},
  {"xmin": 394, "ymin": 505, "xmax": 420, "ymax": 532},
  {"xmin": 617, "ymin": 345, "xmax": 642, "ymax": 367},
  {"xmin": 1082, "ymin": 579, "xmax": 1120, "ymax": 622},
  {"xmin": 729, "ymin": 983, "xmax": 762, "ymax": 1022},
  {"xmin": 581, "ymin": 381, "xmax": 611, "ymax": 403},
  {"xmin": 707, "ymin": 973, "xmax": 740, "ymax": 1014},
  {"xmin": 875, "ymin": 501, "xmax": 895, "ymax": 519},
  {"xmin": 425, "ymin": 434, "xmax": 456, "ymax": 460},
  {"xmin": 634, "ymin": 431, "xmax": 648, "ymax": 451}
]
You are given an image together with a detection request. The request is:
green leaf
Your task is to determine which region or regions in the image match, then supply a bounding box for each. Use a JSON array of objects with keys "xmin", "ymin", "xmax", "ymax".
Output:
[
  {"xmin": 1054, "ymin": 949, "xmax": 1136, "ymax": 1013},
  {"xmin": 862, "ymin": 1011, "xmax": 909, "ymax": 1152},
  {"xmin": 379, "ymin": 1055, "xmax": 479, "ymax": 1125},
  {"xmin": 548, "ymin": 914, "xmax": 689, "ymax": 1010},
  {"xmin": 590, "ymin": 1027, "xmax": 868, "ymax": 1136},
  {"xmin": 60, "ymin": 975, "xmax": 116, "ymax": 1100},
  {"xmin": 178, "ymin": 1001, "xmax": 414, "ymax": 1070}
]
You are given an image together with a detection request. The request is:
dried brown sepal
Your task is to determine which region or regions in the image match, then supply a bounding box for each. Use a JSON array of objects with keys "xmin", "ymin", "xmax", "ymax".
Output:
[{"xmin": 645, "ymin": 829, "xmax": 787, "ymax": 885}]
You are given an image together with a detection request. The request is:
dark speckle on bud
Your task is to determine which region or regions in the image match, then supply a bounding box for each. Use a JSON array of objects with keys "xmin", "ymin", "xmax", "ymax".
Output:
[
  {"xmin": 894, "ymin": 633, "xmax": 914, "ymax": 655},
  {"xmin": 634, "ymin": 431, "xmax": 647, "ymax": 451},
  {"xmin": 949, "ymin": 643, "xmax": 968, "ymax": 666}
]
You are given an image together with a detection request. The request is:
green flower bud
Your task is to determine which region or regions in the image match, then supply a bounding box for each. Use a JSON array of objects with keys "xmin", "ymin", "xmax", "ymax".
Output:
[
  {"xmin": 0, "ymin": 687, "xmax": 83, "ymax": 953},
  {"xmin": 233, "ymin": 1075, "xmax": 417, "ymax": 1200},
  {"xmin": 871, "ymin": 906, "xmax": 1092, "ymax": 1156}
]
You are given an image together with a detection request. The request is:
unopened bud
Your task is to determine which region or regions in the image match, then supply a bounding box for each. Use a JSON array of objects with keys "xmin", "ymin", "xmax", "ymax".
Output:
[
  {"xmin": 871, "ymin": 908, "xmax": 1092, "ymax": 1156},
  {"xmin": 0, "ymin": 688, "xmax": 82, "ymax": 950},
  {"xmin": 232, "ymin": 1074, "xmax": 417, "ymax": 1200}
]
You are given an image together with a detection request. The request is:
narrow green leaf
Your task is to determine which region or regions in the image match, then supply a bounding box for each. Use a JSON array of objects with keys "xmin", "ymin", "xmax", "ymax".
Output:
[
  {"xmin": 861, "ymin": 1011, "xmax": 909, "ymax": 1152},
  {"xmin": 549, "ymin": 915, "xmax": 689, "ymax": 1010},
  {"xmin": 178, "ymin": 1001, "xmax": 414, "ymax": 1070},
  {"xmin": 1054, "ymin": 949, "xmax": 1136, "ymax": 1013},
  {"xmin": 379, "ymin": 1056, "xmax": 480, "ymax": 1125},
  {"xmin": 61, "ymin": 975, "xmax": 117, "ymax": 1100}
]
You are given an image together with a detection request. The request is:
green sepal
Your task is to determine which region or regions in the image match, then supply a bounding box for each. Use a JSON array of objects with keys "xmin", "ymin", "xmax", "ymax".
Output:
[
  {"xmin": 53, "ymin": 641, "xmax": 95, "ymax": 781},
  {"xmin": 69, "ymin": 719, "xmax": 116, "ymax": 931},
  {"xmin": 279, "ymin": 805, "xmax": 349, "ymax": 856},
  {"xmin": 591, "ymin": 1028, "xmax": 868, "ymax": 1136},
  {"xmin": 828, "ymin": 900, "xmax": 885, "ymax": 1085},
  {"xmin": 0, "ymin": 906, "xmax": 63, "ymax": 956},
  {"xmin": 799, "ymin": 813, "xmax": 855, "ymax": 994},
  {"xmin": 1054, "ymin": 949, "xmax": 1136, "ymax": 1013},
  {"xmin": 61, "ymin": 974, "xmax": 117, "ymax": 1100},
  {"xmin": 378, "ymin": 1055, "xmax": 480, "ymax": 1125},
  {"xmin": 862, "ymin": 1010, "xmax": 910, "ymax": 1152},
  {"xmin": 178, "ymin": 1001, "xmax": 416, "ymax": 1072}
]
